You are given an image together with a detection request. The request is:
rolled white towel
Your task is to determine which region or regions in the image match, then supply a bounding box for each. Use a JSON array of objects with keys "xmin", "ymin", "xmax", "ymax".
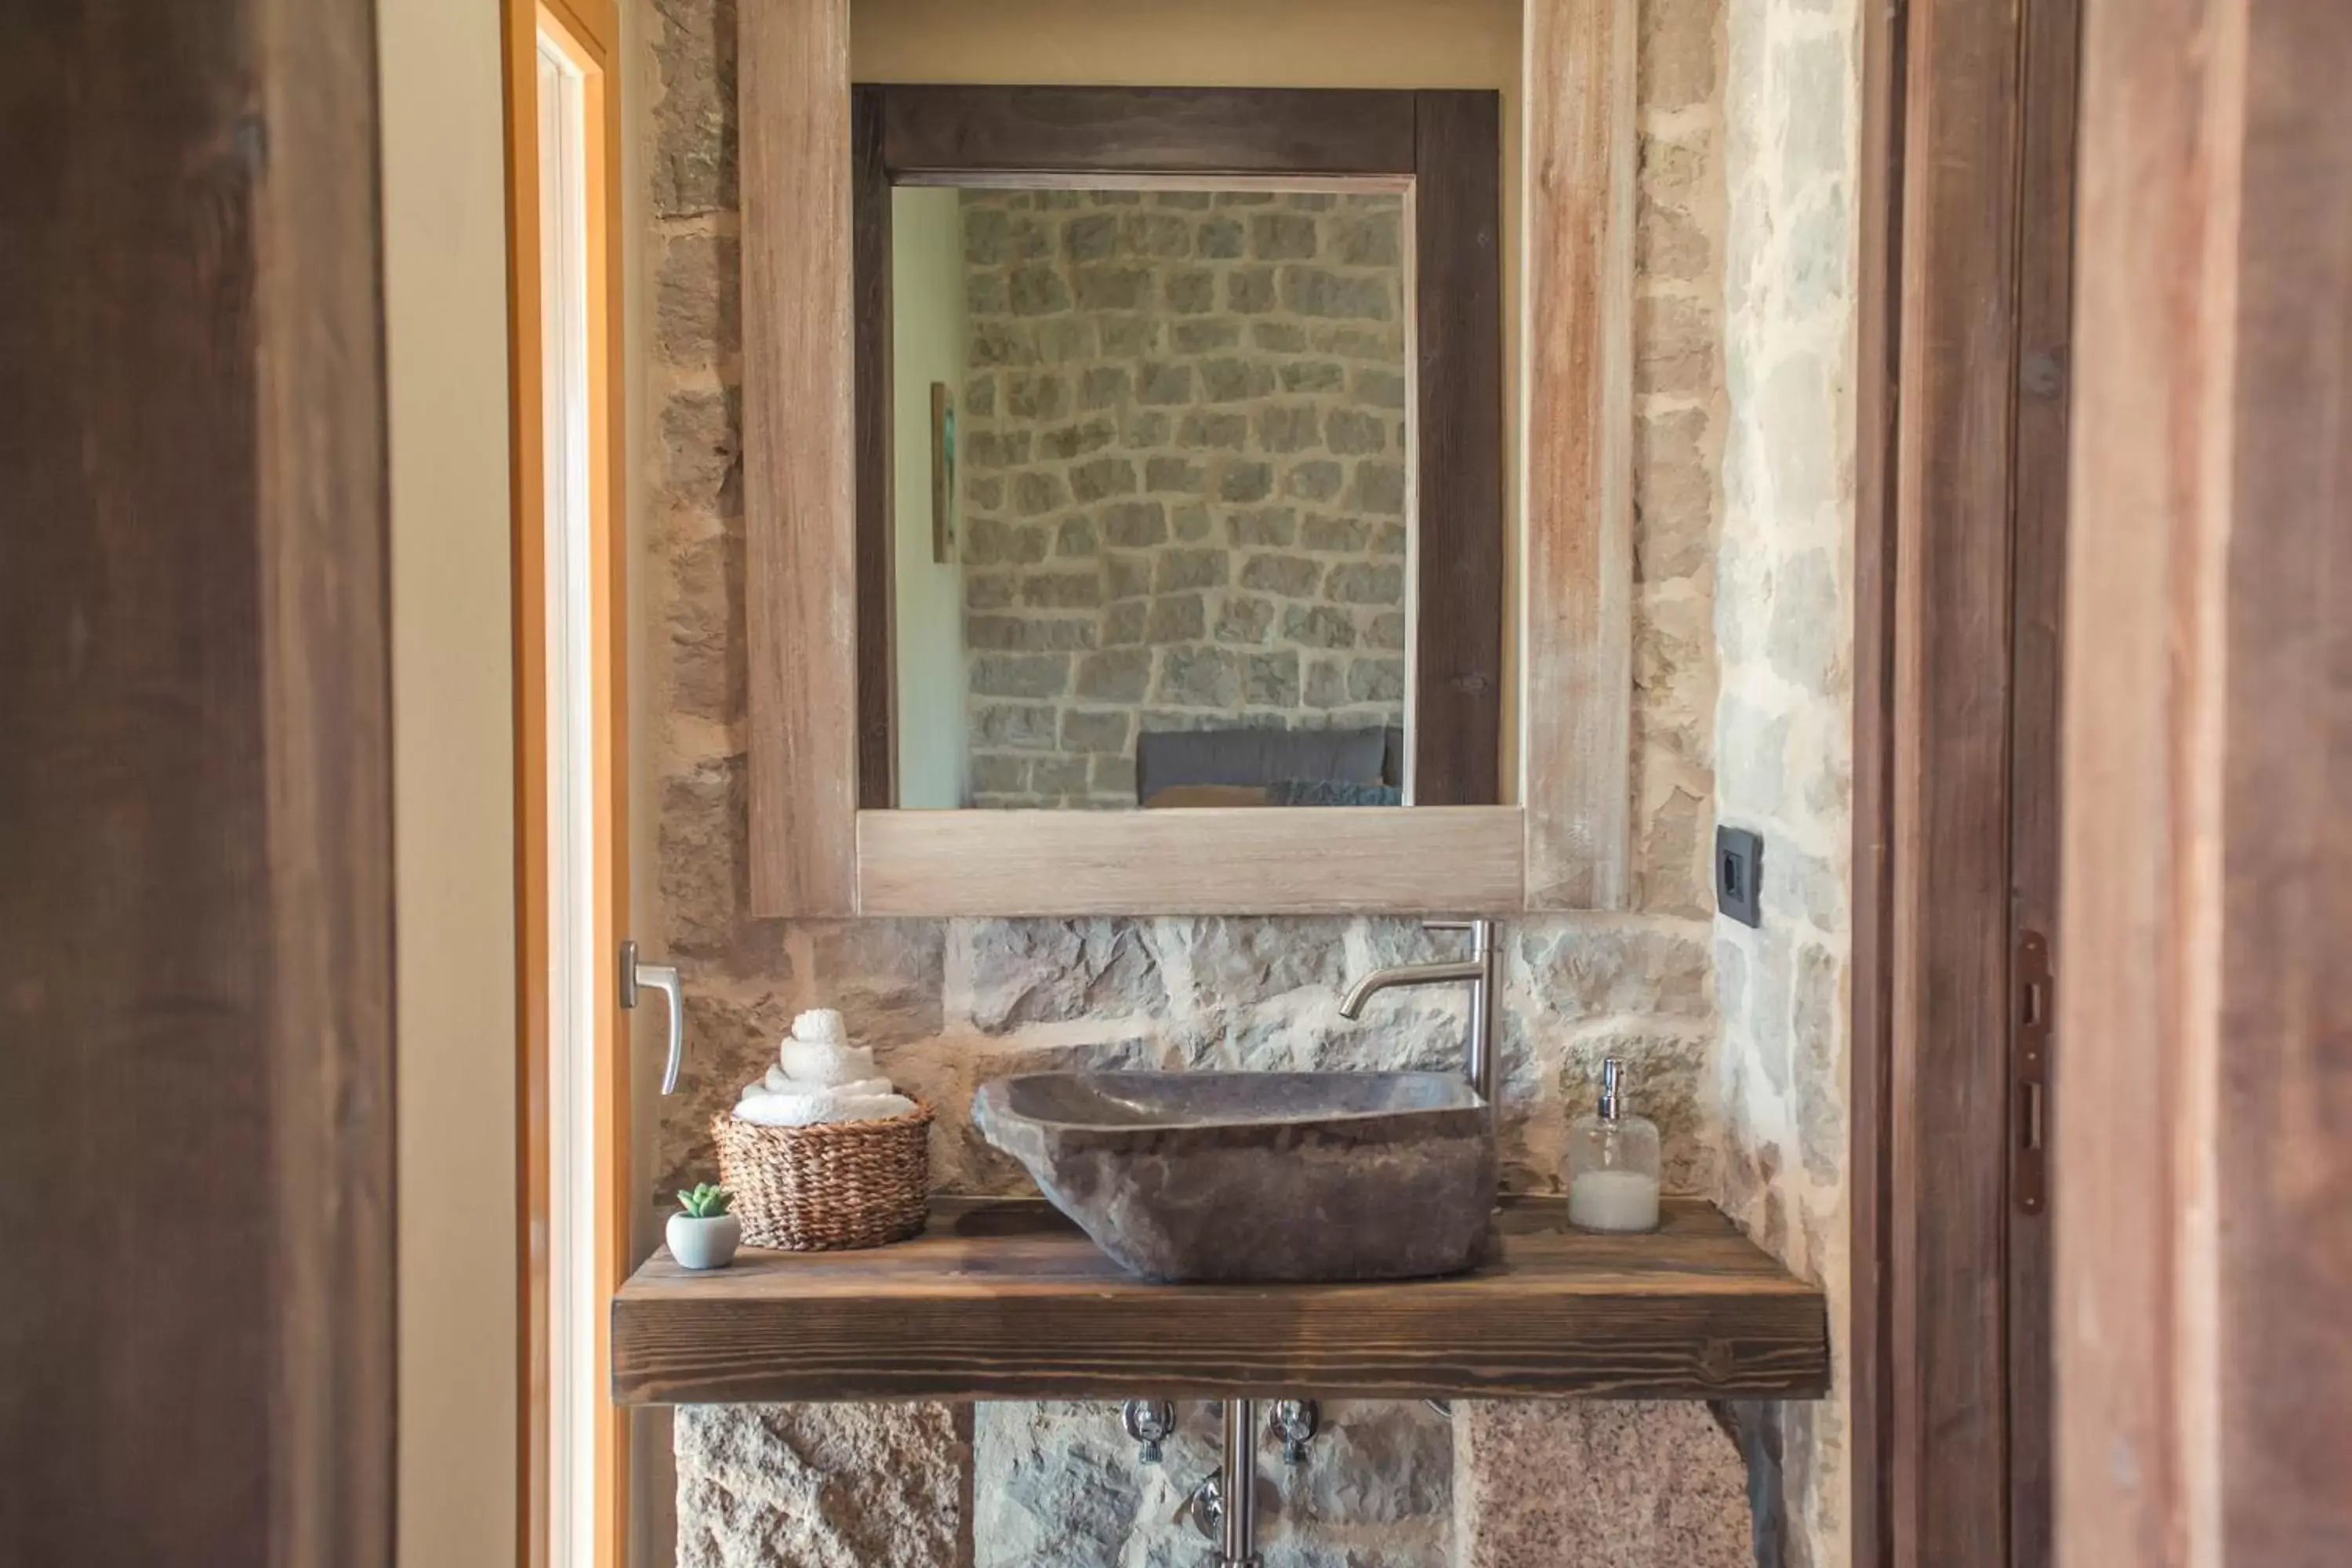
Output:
[
  {"xmin": 779, "ymin": 1039, "xmax": 877, "ymax": 1087},
  {"xmin": 732, "ymin": 1089, "xmax": 916, "ymax": 1127},
  {"xmin": 790, "ymin": 1007, "xmax": 847, "ymax": 1045},
  {"xmin": 739, "ymin": 1067, "xmax": 895, "ymax": 1104}
]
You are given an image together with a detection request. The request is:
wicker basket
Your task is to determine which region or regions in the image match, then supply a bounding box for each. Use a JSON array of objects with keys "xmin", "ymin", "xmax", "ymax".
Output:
[{"xmin": 711, "ymin": 1104, "xmax": 933, "ymax": 1251}]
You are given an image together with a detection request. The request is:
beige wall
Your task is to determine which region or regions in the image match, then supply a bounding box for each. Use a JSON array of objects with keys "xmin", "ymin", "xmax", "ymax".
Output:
[
  {"xmin": 379, "ymin": 0, "xmax": 521, "ymax": 1563},
  {"xmin": 892, "ymin": 186, "xmax": 972, "ymax": 808}
]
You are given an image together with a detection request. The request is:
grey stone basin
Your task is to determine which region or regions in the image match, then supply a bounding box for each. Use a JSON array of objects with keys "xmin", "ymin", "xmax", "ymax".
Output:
[{"xmin": 971, "ymin": 1070, "xmax": 1497, "ymax": 1283}]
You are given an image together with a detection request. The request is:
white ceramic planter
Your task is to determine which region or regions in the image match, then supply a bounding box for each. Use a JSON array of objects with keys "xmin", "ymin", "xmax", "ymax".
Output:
[{"xmin": 667, "ymin": 1211, "xmax": 742, "ymax": 1270}]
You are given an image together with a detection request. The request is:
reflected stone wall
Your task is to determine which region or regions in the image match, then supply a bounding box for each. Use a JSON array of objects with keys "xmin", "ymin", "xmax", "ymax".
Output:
[{"xmin": 954, "ymin": 189, "xmax": 1411, "ymax": 808}]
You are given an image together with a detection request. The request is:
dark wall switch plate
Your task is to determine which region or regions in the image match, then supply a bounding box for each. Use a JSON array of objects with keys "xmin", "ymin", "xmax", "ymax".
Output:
[{"xmin": 1716, "ymin": 826, "xmax": 1764, "ymax": 927}]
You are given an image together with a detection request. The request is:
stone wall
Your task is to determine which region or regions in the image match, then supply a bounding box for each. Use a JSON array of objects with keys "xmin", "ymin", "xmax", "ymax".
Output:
[
  {"xmin": 1711, "ymin": 1, "xmax": 1861, "ymax": 1564},
  {"xmin": 956, "ymin": 190, "xmax": 1410, "ymax": 808},
  {"xmin": 642, "ymin": 0, "xmax": 1747, "ymax": 1561}
]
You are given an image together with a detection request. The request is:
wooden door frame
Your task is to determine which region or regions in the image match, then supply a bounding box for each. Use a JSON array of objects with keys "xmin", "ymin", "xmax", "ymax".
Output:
[
  {"xmin": 504, "ymin": 0, "xmax": 633, "ymax": 1564},
  {"xmin": 1852, "ymin": 0, "xmax": 2082, "ymax": 1563},
  {"xmin": 2058, "ymin": 0, "xmax": 2352, "ymax": 1559}
]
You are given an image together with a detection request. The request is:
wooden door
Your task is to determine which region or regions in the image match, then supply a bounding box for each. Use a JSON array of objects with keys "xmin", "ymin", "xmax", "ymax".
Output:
[
  {"xmin": 2058, "ymin": 0, "xmax": 2352, "ymax": 1562},
  {"xmin": 0, "ymin": 2, "xmax": 396, "ymax": 1564}
]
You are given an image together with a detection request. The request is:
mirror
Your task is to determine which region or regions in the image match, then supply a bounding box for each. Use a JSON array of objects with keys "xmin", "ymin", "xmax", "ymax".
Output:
[
  {"xmin": 896, "ymin": 184, "xmax": 1412, "ymax": 810},
  {"xmin": 855, "ymin": 86, "xmax": 1505, "ymax": 815}
]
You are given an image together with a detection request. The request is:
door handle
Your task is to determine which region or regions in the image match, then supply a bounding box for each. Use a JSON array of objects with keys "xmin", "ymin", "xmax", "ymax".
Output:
[{"xmin": 620, "ymin": 939, "xmax": 686, "ymax": 1094}]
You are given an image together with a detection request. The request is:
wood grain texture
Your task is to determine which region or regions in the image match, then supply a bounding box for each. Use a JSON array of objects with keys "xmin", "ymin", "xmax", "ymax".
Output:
[
  {"xmin": 0, "ymin": 0, "xmax": 396, "ymax": 1560},
  {"xmin": 855, "ymin": 806, "xmax": 1526, "ymax": 916},
  {"xmin": 1849, "ymin": 0, "xmax": 1907, "ymax": 1559},
  {"xmin": 612, "ymin": 1198, "xmax": 1828, "ymax": 1404},
  {"xmin": 2060, "ymin": 1, "xmax": 2352, "ymax": 1563},
  {"xmin": 1887, "ymin": 2, "xmax": 2030, "ymax": 1563},
  {"xmin": 2004, "ymin": 2, "xmax": 2081, "ymax": 1563},
  {"xmin": 1519, "ymin": 0, "xmax": 1635, "ymax": 909},
  {"xmin": 877, "ymin": 85, "xmax": 1418, "ymax": 178},
  {"xmin": 1410, "ymin": 90, "xmax": 1507, "ymax": 805},
  {"xmin": 743, "ymin": 0, "xmax": 859, "ymax": 915},
  {"xmin": 851, "ymin": 83, "xmax": 896, "ymax": 811}
]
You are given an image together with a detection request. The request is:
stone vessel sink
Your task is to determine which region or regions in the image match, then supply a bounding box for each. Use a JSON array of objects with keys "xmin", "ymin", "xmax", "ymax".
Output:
[{"xmin": 971, "ymin": 1071, "xmax": 1496, "ymax": 1283}]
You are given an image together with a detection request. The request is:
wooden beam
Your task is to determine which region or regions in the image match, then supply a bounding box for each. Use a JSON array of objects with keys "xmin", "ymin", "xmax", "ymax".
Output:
[
  {"xmin": 613, "ymin": 1198, "xmax": 1828, "ymax": 1404},
  {"xmin": 2059, "ymin": 0, "xmax": 2352, "ymax": 1560},
  {"xmin": 876, "ymin": 85, "xmax": 1419, "ymax": 179},
  {"xmin": 1886, "ymin": 2, "xmax": 2032, "ymax": 1562},
  {"xmin": 743, "ymin": 0, "xmax": 860, "ymax": 915},
  {"xmin": 856, "ymin": 806, "xmax": 1526, "ymax": 917},
  {"xmin": 1410, "ymin": 89, "xmax": 1508, "ymax": 805},
  {"xmin": 1519, "ymin": 0, "xmax": 1635, "ymax": 909},
  {"xmin": 0, "ymin": 0, "xmax": 396, "ymax": 1559}
]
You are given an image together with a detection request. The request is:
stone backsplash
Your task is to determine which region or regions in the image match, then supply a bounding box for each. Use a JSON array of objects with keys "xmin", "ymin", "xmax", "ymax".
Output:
[
  {"xmin": 956, "ymin": 189, "xmax": 1411, "ymax": 808},
  {"xmin": 641, "ymin": 0, "xmax": 1767, "ymax": 1560}
]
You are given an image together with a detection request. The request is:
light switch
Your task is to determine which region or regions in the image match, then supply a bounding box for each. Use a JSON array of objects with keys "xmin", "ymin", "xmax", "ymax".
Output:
[{"xmin": 1716, "ymin": 826, "xmax": 1763, "ymax": 928}]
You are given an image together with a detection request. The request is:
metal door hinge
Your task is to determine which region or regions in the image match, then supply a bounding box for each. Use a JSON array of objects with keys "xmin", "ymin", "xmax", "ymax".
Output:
[{"xmin": 2013, "ymin": 930, "xmax": 2053, "ymax": 1215}]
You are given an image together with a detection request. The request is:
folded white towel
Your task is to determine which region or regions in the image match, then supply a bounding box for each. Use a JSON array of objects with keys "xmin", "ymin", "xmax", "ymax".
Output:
[
  {"xmin": 790, "ymin": 1007, "xmax": 847, "ymax": 1045},
  {"xmin": 732, "ymin": 1089, "xmax": 916, "ymax": 1127},
  {"xmin": 779, "ymin": 1039, "xmax": 877, "ymax": 1087}
]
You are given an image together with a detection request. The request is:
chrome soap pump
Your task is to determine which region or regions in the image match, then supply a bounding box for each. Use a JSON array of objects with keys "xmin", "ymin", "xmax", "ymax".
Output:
[{"xmin": 1566, "ymin": 1058, "xmax": 1662, "ymax": 1233}]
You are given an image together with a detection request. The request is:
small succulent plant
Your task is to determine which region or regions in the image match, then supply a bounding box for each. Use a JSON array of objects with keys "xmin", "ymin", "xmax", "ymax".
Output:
[{"xmin": 675, "ymin": 1182, "xmax": 734, "ymax": 1219}]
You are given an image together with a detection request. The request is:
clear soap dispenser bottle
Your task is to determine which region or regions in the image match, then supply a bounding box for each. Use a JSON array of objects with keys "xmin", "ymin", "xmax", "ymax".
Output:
[{"xmin": 1566, "ymin": 1058, "xmax": 1662, "ymax": 1233}]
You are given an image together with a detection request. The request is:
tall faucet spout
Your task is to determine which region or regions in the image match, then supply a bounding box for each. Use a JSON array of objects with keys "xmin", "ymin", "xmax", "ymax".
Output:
[
  {"xmin": 1338, "ymin": 960, "xmax": 1483, "ymax": 1019},
  {"xmin": 1334, "ymin": 920, "xmax": 1501, "ymax": 1104}
]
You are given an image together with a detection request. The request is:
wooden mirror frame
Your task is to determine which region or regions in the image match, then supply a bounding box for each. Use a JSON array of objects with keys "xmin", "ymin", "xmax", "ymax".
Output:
[
  {"xmin": 849, "ymin": 84, "xmax": 1506, "ymax": 820},
  {"xmin": 740, "ymin": 0, "xmax": 1635, "ymax": 918}
]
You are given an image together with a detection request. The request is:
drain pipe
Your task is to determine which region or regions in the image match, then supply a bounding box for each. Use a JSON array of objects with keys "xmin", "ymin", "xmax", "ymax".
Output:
[{"xmin": 1218, "ymin": 1398, "xmax": 1259, "ymax": 1568}]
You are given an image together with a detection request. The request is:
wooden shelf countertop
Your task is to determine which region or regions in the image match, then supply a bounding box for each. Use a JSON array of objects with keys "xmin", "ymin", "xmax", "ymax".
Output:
[{"xmin": 612, "ymin": 1196, "xmax": 1828, "ymax": 1405}]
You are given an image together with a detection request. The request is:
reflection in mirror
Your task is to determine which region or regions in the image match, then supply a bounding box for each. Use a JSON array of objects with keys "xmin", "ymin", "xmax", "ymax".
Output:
[{"xmin": 891, "ymin": 184, "xmax": 1413, "ymax": 810}]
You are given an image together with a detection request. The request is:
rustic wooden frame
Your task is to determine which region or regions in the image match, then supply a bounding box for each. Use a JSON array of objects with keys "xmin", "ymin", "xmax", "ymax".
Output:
[
  {"xmin": 1518, "ymin": 0, "xmax": 1635, "ymax": 911},
  {"xmin": 850, "ymin": 85, "xmax": 1504, "ymax": 799},
  {"xmin": 1853, "ymin": 0, "xmax": 2083, "ymax": 1563},
  {"xmin": 742, "ymin": 1, "xmax": 1638, "ymax": 916}
]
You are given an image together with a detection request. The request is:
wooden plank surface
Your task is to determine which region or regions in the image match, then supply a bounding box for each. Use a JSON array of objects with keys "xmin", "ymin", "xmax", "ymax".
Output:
[
  {"xmin": 855, "ymin": 805, "xmax": 1526, "ymax": 916},
  {"xmin": 1519, "ymin": 0, "xmax": 1635, "ymax": 909},
  {"xmin": 0, "ymin": 0, "xmax": 396, "ymax": 1559},
  {"xmin": 743, "ymin": 0, "xmax": 859, "ymax": 915},
  {"xmin": 877, "ymin": 85, "xmax": 1418, "ymax": 179},
  {"xmin": 1409, "ymin": 90, "xmax": 1507, "ymax": 806},
  {"xmin": 851, "ymin": 83, "xmax": 896, "ymax": 811},
  {"xmin": 1888, "ymin": 1, "xmax": 2030, "ymax": 1563},
  {"xmin": 612, "ymin": 1198, "xmax": 1827, "ymax": 1404},
  {"xmin": 1848, "ymin": 0, "xmax": 1907, "ymax": 1557},
  {"xmin": 2060, "ymin": 0, "xmax": 2352, "ymax": 1562}
]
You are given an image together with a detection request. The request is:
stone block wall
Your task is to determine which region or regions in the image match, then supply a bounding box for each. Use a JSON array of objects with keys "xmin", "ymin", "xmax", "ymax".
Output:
[
  {"xmin": 641, "ymin": 0, "xmax": 1755, "ymax": 1561},
  {"xmin": 1711, "ymin": 2, "xmax": 1862, "ymax": 1565},
  {"xmin": 954, "ymin": 190, "xmax": 1411, "ymax": 808}
]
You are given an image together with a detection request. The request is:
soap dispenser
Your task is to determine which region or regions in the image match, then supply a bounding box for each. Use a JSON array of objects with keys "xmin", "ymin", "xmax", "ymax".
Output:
[{"xmin": 1566, "ymin": 1058, "xmax": 1661, "ymax": 1233}]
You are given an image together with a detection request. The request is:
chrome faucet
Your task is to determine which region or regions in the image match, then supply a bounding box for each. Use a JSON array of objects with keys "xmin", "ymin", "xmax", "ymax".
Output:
[{"xmin": 1337, "ymin": 918, "xmax": 1501, "ymax": 1104}]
